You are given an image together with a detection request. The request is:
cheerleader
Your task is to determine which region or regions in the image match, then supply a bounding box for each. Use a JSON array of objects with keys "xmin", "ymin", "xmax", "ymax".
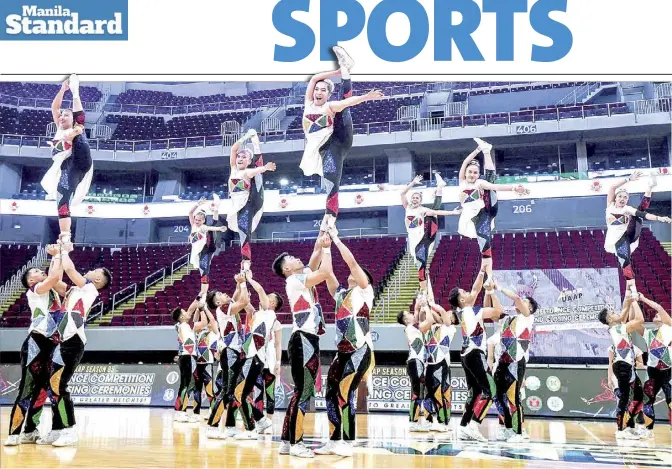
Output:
[
  {"xmin": 192, "ymin": 305, "xmax": 219, "ymax": 419},
  {"xmin": 300, "ymin": 46, "xmax": 384, "ymax": 229},
  {"xmin": 604, "ymin": 172, "xmax": 670, "ymax": 296},
  {"xmin": 228, "ymin": 129, "xmax": 276, "ymax": 271},
  {"xmin": 458, "ymin": 138, "xmax": 528, "ymax": 283},
  {"xmin": 188, "ymin": 198, "xmax": 228, "ymax": 300},
  {"xmin": 401, "ymin": 174, "xmax": 461, "ymax": 296},
  {"xmin": 41, "ymin": 74, "xmax": 93, "ymax": 247}
]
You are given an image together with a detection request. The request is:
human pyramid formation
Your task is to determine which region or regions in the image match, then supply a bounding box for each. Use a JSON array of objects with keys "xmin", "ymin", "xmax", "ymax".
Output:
[{"xmin": 5, "ymin": 50, "xmax": 672, "ymax": 454}]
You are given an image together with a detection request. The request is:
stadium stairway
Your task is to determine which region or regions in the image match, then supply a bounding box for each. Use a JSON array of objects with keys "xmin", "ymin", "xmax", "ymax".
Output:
[
  {"xmin": 89, "ymin": 263, "xmax": 193, "ymax": 327},
  {"xmin": 0, "ymin": 251, "xmax": 48, "ymax": 317},
  {"xmin": 373, "ymin": 243, "xmax": 437, "ymax": 323},
  {"xmin": 662, "ymin": 242, "xmax": 672, "ymax": 256}
]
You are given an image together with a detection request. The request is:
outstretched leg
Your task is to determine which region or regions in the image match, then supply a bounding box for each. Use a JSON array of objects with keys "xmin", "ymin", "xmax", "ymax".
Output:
[
  {"xmin": 474, "ymin": 138, "xmax": 496, "ymax": 283},
  {"xmin": 322, "ymin": 51, "xmax": 354, "ymax": 223}
]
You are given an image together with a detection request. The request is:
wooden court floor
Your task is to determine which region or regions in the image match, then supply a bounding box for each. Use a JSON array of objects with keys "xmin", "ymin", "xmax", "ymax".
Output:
[{"xmin": 1, "ymin": 407, "xmax": 671, "ymax": 468}]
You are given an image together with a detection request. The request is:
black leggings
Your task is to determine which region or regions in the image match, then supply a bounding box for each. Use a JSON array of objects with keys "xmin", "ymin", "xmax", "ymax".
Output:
[
  {"xmin": 56, "ymin": 115, "xmax": 91, "ymax": 219},
  {"xmin": 494, "ymin": 360, "xmax": 526, "ymax": 434},
  {"xmin": 208, "ymin": 349, "xmax": 242, "ymax": 428},
  {"xmin": 613, "ymin": 361, "xmax": 644, "ymax": 431},
  {"xmin": 237, "ymin": 153, "xmax": 265, "ymax": 263},
  {"xmin": 642, "ymin": 366, "xmax": 671, "ymax": 429},
  {"xmin": 282, "ymin": 331, "xmax": 320, "ymax": 444},
  {"xmin": 8, "ymin": 333, "xmax": 55, "ymax": 436},
  {"xmin": 425, "ymin": 360, "xmax": 451, "ymax": 424},
  {"xmin": 472, "ymin": 169, "xmax": 498, "ymax": 259},
  {"xmin": 193, "ymin": 363, "xmax": 215, "ymax": 415},
  {"xmin": 198, "ymin": 219, "xmax": 222, "ymax": 284},
  {"xmin": 415, "ymin": 196, "xmax": 442, "ymax": 282},
  {"xmin": 460, "ymin": 350, "xmax": 495, "ymax": 426},
  {"xmin": 320, "ymin": 79, "xmax": 353, "ymax": 217},
  {"xmin": 325, "ymin": 345, "xmax": 373, "ymax": 441},
  {"xmin": 615, "ymin": 196, "xmax": 651, "ymax": 281},
  {"xmin": 174, "ymin": 355, "xmax": 194, "ymax": 412},
  {"xmin": 49, "ymin": 336, "xmax": 85, "ymax": 430},
  {"xmin": 407, "ymin": 359, "xmax": 426, "ymax": 422}
]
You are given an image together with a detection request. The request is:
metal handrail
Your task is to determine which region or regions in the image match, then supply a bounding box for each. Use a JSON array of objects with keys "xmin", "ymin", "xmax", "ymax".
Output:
[
  {"xmin": 112, "ymin": 283, "xmax": 137, "ymax": 311},
  {"xmin": 0, "ymin": 246, "xmax": 46, "ymax": 307},
  {"xmin": 3, "ymin": 98, "xmax": 668, "ymax": 153},
  {"xmin": 0, "ymin": 93, "xmax": 101, "ymax": 111},
  {"xmin": 270, "ymin": 227, "xmax": 391, "ymax": 242}
]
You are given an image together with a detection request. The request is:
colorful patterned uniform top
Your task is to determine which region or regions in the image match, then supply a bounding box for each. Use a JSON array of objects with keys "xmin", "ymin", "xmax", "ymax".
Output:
[
  {"xmin": 405, "ymin": 324, "xmax": 426, "ymax": 363},
  {"xmin": 497, "ymin": 312, "xmax": 534, "ymax": 364},
  {"xmin": 333, "ymin": 284, "xmax": 374, "ymax": 353},
  {"xmin": 642, "ymin": 324, "xmax": 672, "ymax": 369},
  {"xmin": 460, "ymin": 306, "xmax": 487, "ymax": 356},
  {"xmin": 404, "ymin": 205, "xmax": 429, "ymax": 254},
  {"xmin": 26, "ymin": 281, "xmax": 62, "ymax": 338},
  {"xmin": 188, "ymin": 224, "xmax": 209, "ymax": 269},
  {"xmin": 176, "ymin": 322, "xmax": 196, "ymax": 356},
  {"xmin": 425, "ymin": 323, "xmax": 457, "ymax": 365},
  {"xmin": 458, "ymin": 180, "xmax": 487, "ymax": 239},
  {"xmin": 299, "ymin": 100, "xmax": 334, "ymax": 177},
  {"xmin": 195, "ymin": 329, "xmax": 219, "ymax": 364},
  {"xmin": 242, "ymin": 309, "xmax": 281, "ymax": 366},
  {"xmin": 217, "ymin": 304, "xmax": 243, "ymax": 353},
  {"xmin": 57, "ymin": 281, "xmax": 99, "ymax": 344},
  {"xmin": 604, "ymin": 203, "xmax": 638, "ymax": 254},
  {"xmin": 286, "ymin": 267, "xmax": 325, "ymax": 336},
  {"xmin": 609, "ymin": 323, "xmax": 634, "ymax": 365},
  {"xmin": 228, "ymin": 167, "xmax": 252, "ymax": 215}
]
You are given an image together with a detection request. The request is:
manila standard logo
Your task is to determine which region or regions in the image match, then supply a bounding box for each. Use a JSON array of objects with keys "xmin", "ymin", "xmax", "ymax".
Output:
[{"xmin": 3, "ymin": 3, "xmax": 127, "ymax": 39}]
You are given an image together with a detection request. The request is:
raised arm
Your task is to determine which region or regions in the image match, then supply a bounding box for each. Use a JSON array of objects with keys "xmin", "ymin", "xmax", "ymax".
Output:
[
  {"xmin": 246, "ymin": 272, "xmax": 269, "ymax": 311},
  {"xmin": 608, "ymin": 171, "xmax": 641, "ymax": 206},
  {"xmin": 625, "ymin": 301, "xmax": 645, "ymax": 334},
  {"xmin": 401, "ymin": 175, "xmax": 423, "ymax": 209},
  {"xmin": 329, "ymin": 230, "xmax": 368, "ymax": 289},
  {"xmin": 193, "ymin": 306, "xmax": 208, "ymax": 333},
  {"xmin": 307, "ymin": 234, "xmax": 324, "ymax": 271},
  {"xmin": 616, "ymin": 296, "xmax": 635, "ymax": 324},
  {"xmin": 304, "ymin": 235, "xmax": 333, "ymax": 288},
  {"xmin": 498, "ymin": 286, "xmax": 530, "ymax": 316},
  {"xmin": 479, "ymin": 180, "xmax": 528, "ymax": 195},
  {"xmin": 243, "ymin": 161, "xmax": 276, "ymax": 180},
  {"xmin": 189, "ymin": 198, "xmax": 206, "ymax": 226},
  {"xmin": 481, "ymin": 286, "xmax": 504, "ymax": 320},
  {"xmin": 229, "ymin": 280, "xmax": 250, "ymax": 315},
  {"xmin": 418, "ymin": 306, "xmax": 435, "ymax": 334},
  {"xmin": 51, "ymin": 81, "xmax": 68, "ymax": 125},
  {"xmin": 425, "ymin": 207, "xmax": 462, "ymax": 218},
  {"xmin": 329, "ymin": 89, "xmax": 384, "ymax": 114},
  {"xmin": 470, "ymin": 269, "xmax": 487, "ymax": 300},
  {"xmin": 639, "ymin": 295, "xmax": 672, "ymax": 326},
  {"xmin": 305, "ymin": 70, "xmax": 341, "ymax": 103},
  {"xmin": 61, "ymin": 252, "xmax": 87, "ymax": 288},
  {"xmin": 35, "ymin": 245, "xmax": 65, "ymax": 295},
  {"xmin": 459, "ymin": 147, "xmax": 482, "ymax": 182},
  {"xmin": 204, "ymin": 305, "xmax": 218, "ymax": 334}
]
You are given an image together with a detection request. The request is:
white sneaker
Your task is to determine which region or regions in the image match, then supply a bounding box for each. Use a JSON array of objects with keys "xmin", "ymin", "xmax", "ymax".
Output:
[
  {"xmin": 430, "ymin": 422, "xmax": 449, "ymax": 433},
  {"xmin": 473, "ymin": 137, "xmax": 493, "ymax": 152},
  {"xmin": 279, "ymin": 441, "xmax": 291, "ymax": 455},
  {"xmin": 36, "ymin": 430, "xmax": 61, "ymax": 445},
  {"xmin": 521, "ymin": 429, "xmax": 531, "ymax": 441},
  {"xmin": 52, "ymin": 427, "xmax": 78, "ymax": 447},
  {"xmin": 637, "ymin": 428, "xmax": 653, "ymax": 438},
  {"xmin": 174, "ymin": 412, "xmax": 189, "ymax": 423},
  {"xmin": 256, "ymin": 417, "xmax": 273, "ymax": 434},
  {"xmin": 3, "ymin": 435, "xmax": 20, "ymax": 446},
  {"xmin": 497, "ymin": 427, "xmax": 515, "ymax": 441},
  {"xmin": 410, "ymin": 422, "xmax": 428, "ymax": 432},
  {"xmin": 20, "ymin": 431, "xmax": 41, "ymax": 444},
  {"xmin": 206, "ymin": 427, "xmax": 227, "ymax": 440},
  {"xmin": 290, "ymin": 442, "xmax": 314, "ymax": 458},
  {"xmin": 188, "ymin": 414, "xmax": 200, "ymax": 423},
  {"xmin": 234, "ymin": 430, "xmax": 259, "ymax": 440},
  {"xmin": 225, "ymin": 427, "xmax": 240, "ymax": 438},
  {"xmin": 458, "ymin": 426, "xmax": 473, "ymax": 441},
  {"xmin": 434, "ymin": 172, "xmax": 447, "ymax": 189},
  {"xmin": 68, "ymin": 74, "xmax": 80, "ymax": 96},
  {"xmin": 202, "ymin": 412, "xmax": 210, "ymax": 420},
  {"xmin": 314, "ymin": 440, "xmax": 336, "ymax": 455},
  {"xmin": 468, "ymin": 421, "xmax": 487, "ymax": 442},
  {"xmin": 332, "ymin": 46, "xmax": 355, "ymax": 71},
  {"xmin": 507, "ymin": 434, "xmax": 527, "ymax": 443},
  {"xmin": 332, "ymin": 440, "xmax": 353, "ymax": 457},
  {"xmin": 616, "ymin": 429, "xmax": 640, "ymax": 440}
]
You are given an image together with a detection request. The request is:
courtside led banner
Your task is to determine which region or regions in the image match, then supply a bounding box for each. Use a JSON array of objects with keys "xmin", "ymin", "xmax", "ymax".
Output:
[{"xmin": 0, "ymin": 0, "xmax": 670, "ymax": 74}]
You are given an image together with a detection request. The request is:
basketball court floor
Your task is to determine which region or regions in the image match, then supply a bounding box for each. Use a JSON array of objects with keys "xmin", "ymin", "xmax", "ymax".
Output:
[{"xmin": 1, "ymin": 407, "xmax": 670, "ymax": 468}]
